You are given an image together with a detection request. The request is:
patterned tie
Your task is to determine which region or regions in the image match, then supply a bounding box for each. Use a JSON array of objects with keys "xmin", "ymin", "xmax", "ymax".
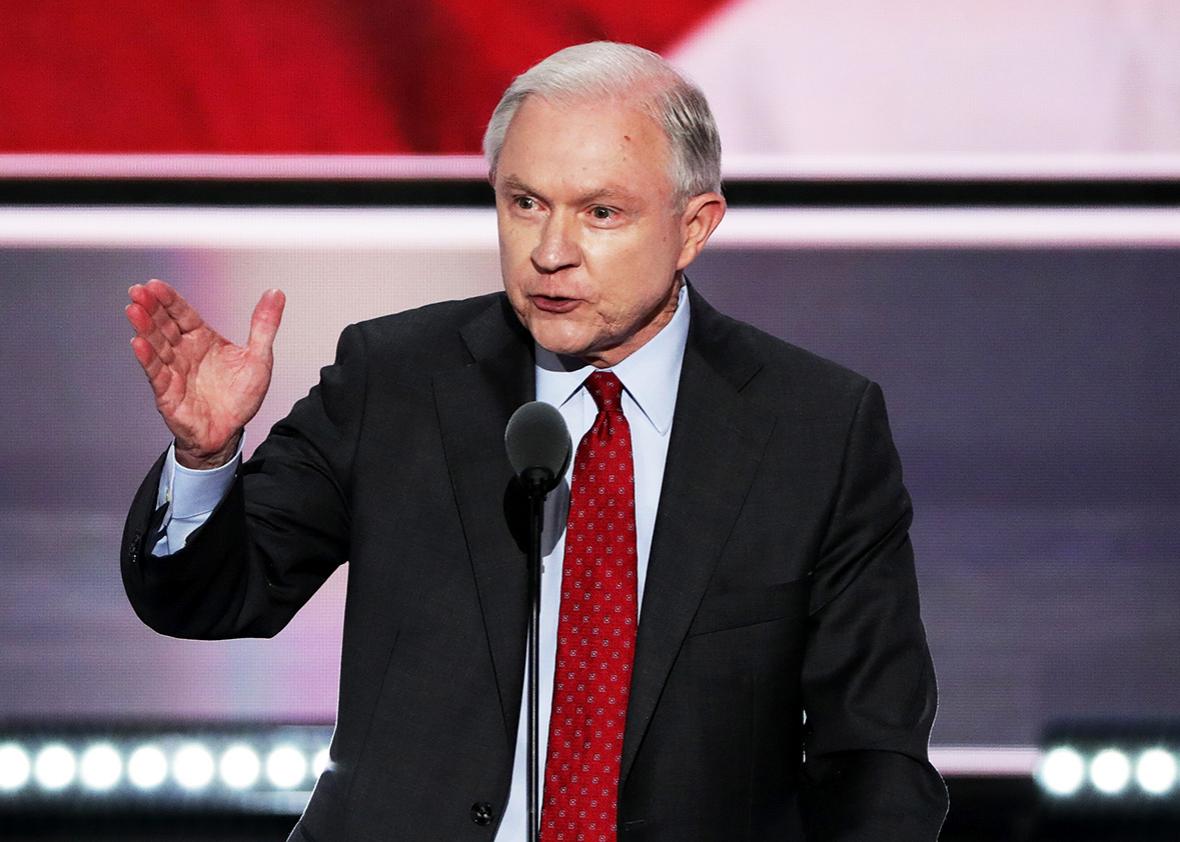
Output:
[{"xmin": 540, "ymin": 371, "xmax": 638, "ymax": 842}]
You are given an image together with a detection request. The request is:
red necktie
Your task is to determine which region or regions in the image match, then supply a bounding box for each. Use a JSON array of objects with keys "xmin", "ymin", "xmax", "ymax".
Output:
[{"xmin": 541, "ymin": 371, "xmax": 638, "ymax": 842}]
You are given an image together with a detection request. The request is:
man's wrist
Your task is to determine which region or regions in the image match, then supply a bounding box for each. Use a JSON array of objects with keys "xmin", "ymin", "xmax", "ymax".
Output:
[{"xmin": 174, "ymin": 431, "xmax": 243, "ymax": 470}]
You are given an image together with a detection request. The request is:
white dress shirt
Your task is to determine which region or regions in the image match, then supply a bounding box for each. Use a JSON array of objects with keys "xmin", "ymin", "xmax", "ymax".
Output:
[{"xmin": 152, "ymin": 284, "xmax": 691, "ymax": 837}]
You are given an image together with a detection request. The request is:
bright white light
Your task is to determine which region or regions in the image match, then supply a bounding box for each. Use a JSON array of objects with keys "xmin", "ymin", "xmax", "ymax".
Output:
[
  {"xmin": 1091, "ymin": 748, "xmax": 1132, "ymax": 795},
  {"xmin": 0, "ymin": 743, "xmax": 32, "ymax": 792},
  {"xmin": 266, "ymin": 746, "xmax": 307, "ymax": 789},
  {"xmin": 127, "ymin": 745, "xmax": 168, "ymax": 790},
  {"xmin": 33, "ymin": 744, "xmax": 77, "ymax": 791},
  {"xmin": 79, "ymin": 744, "xmax": 122, "ymax": 791},
  {"xmin": 173, "ymin": 743, "xmax": 215, "ymax": 791},
  {"xmin": 1135, "ymin": 748, "xmax": 1178, "ymax": 795},
  {"xmin": 1038, "ymin": 747, "xmax": 1086, "ymax": 796},
  {"xmin": 312, "ymin": 748, "xmax": 330, "ymax": 776},
  {"xmin": 220, "ymin": 745, "xmax": 261, "ymax": 790}
]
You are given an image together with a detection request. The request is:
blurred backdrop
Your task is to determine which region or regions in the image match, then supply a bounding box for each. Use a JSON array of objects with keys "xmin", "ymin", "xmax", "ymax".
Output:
[{"xmin": 1, "ymin": 2, "xmax": 1179, "ymax": 839}]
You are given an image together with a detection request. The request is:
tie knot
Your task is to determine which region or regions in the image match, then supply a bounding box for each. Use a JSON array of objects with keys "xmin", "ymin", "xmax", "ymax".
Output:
[{"xmin": 585, "ymin": 371, "xmax": 624, "ymax": 413}]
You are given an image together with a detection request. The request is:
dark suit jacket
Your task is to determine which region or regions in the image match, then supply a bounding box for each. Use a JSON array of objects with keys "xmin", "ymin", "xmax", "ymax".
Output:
[{"xmin": 122, "ymin": 287, "xmax": 948, "ymax": 841}]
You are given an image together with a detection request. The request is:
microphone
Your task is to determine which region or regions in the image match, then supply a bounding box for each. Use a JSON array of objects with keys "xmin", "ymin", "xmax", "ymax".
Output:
[
  {"xmin": 505, "ymin": 401, "xmax": 571, "ymax": 496},
  {"xmin": 505, "ymin": 400, "xmax": 571, "ymax": 842}
]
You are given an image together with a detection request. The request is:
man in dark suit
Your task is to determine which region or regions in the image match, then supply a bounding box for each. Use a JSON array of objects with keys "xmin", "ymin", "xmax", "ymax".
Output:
[{"xmin": 123, "ymin": 42, "xmax": 947, "ymax": 840}]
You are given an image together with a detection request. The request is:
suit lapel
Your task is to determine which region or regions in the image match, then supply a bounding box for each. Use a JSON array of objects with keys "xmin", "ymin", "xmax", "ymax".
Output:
[
  {"xmin": 620, "ymin": 288, "xmax": 775, "ymax": 785},
  {"xmin": 433, "ymin": 296, "xmax": 535, "ymax": 745}
]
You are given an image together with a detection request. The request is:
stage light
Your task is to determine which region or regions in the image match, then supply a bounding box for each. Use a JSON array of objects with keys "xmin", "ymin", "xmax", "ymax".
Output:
[
  {"xmin": 127, "ymin": 744, "xmax": 168, "ymax": 790},
  {"xmin": 1039, "ymin": 719, "xmax": 1180, "ymax": 834},
  {"xmin": 219, "ymin": 744, "xmax": 261, "ymax": 790},
  {"xmin": 0, "ymin": 724, "xmax": 332, "ymax": 811},
  {"xmin": 33, "ymin": 744, "xmax": 76, "ymax": 791},
  {"xmin": 1135, "ymin": 748, "xmax": 1177, "ymax": 796},
  {"xmin": 173, "ymin": 743, "xmax": 215, "ymax": 791},
  {"xmin": 266, "ymin": 745, "xmax": 307, "ymax": 789},
  {"xmin": 1090, "ymin": 748, "xmax": 1132, "ymax": 795},
  {"xmin": 0, "ymin": 743, "xmax": 32, "ymax": 793},
  {"xmin": 79, "ymin": 743, "xmax": 122, "ymax": 791},
  {"xmin": 1038, "ymin": 746, "xmax": 1086, "ymax": 796}
]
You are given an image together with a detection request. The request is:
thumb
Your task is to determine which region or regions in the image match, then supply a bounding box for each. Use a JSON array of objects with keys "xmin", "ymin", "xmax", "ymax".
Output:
[{"xmin": 247, "ymin": 288, "xmax": 286, "ymax": 356}]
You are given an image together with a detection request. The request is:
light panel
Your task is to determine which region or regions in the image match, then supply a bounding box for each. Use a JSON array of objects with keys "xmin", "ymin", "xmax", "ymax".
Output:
[
  {"xmin": 1038, "ymin": 747, "xmax": 1086, "ymax": 797},
  {"xmin": 1090, "ymin": 749, "xmax": 1132, "ymax": 795},
  {"xmin": 1038, "ymin": 722, "xmax": 1180, "ymax": 809},
  {"xmin": 0, "ymin": 743, "xmax": 32, "ymax": 792},
  {"xmin": 33, "ymin": 744, "xmax": 76, "ymax": 791},
  {"xmin": 173, "ymin": 744, "xmax": 216, "ymax": 791},
  {"xmin": 265, "ymin": 746, "xmax": 307, "ymax": 790},
  {"xmin": 220, "ymin": 745, "xmax": 262, "ymax": 791},
  {"xmin": 0, "ymin": 724, "xmax": 332, "ymax": 813},
  {"xmin": 127, "ymin": 745, "xmax": 168, "ymax": 791},
  {"xmin": 1136, "ymin": 749, "xmax": 1178, "ymax": 796},
  {"xmin": 79, "ymin": 743, "xmax": 122, "ymax": 791}
]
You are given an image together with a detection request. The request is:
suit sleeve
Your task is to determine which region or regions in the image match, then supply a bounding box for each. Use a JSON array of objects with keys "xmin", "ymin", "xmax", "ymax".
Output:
[
  {"xmin": 798, "ymin": 381, "xmax": 949, "ymax": 840},
  {"xmin": 121, "ymin": 323, "xmax": 367, "ymax": 640}
]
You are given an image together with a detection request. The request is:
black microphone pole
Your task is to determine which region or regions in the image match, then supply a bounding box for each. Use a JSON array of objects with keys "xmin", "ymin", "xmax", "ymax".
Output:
[
  {"xmin": 505, "ymin": 402, "xmax": 571, "ymax": 842},
  {"xmin": 523, "ymin": 466, "xmax": 546, "ymax": 842}
]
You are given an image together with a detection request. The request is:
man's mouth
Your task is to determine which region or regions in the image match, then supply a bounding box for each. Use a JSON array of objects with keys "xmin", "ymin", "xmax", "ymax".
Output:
[{"xmin": 529, "ymin": 294, "xmax": 580, "ymax": 314}]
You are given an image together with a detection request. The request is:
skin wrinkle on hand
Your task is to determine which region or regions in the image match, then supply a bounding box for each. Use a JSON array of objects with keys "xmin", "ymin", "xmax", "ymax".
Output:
[{"xmin": 125, "ymin": 279, "xmax": 284, "ymax": 470}]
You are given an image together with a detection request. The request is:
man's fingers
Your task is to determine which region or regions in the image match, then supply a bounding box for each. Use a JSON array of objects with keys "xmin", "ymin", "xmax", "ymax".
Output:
[
  {"xmin": 125, "ymin": 302, "xmax": 163, "ymax": 350},
  {"xmin": 129, "ymin": 281, "xmax": 182, "ymax": 345},
  {"xmin": 131, "ymin": 336, "xmax": 172, "ymax": 398},
  {"xmin": 130, "ymin": 334, "xmax": 154, "ymax": 369},
  {"xmin": 146, "ymin": 292, "xmax": 183, "ymax": 345},
  {"xmin": 247, "ymin": 288, "xmax": 286, "ymax": 355},
  {"xmin": 146, "ymin": 278, "xmax": 204, "ymax": 334},
  {"xmin": 124, "ymin": 300, "xmax": 149, "ymax": 332},
  {"xmin": 127, "ymin": 282, "xmax": 155, "ymax": 311},
  {"xmin": 125, "ymin": 302, "xmax": 176, "ymax": 365}
]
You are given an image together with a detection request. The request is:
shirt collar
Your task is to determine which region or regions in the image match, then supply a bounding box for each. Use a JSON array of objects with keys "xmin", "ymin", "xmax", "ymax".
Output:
[{"xmin": 535, "ymin": 282, "xmax": 689, "ymax": 435}]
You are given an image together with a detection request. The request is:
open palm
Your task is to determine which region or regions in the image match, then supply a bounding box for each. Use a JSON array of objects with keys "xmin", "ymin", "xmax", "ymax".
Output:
[{"xmin": 126, "ymin": 279, "xmax": 285, "ymax": 469}]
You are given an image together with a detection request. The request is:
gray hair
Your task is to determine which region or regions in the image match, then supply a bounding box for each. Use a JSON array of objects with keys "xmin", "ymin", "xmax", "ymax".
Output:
[{"xmin": 482, "ymin": 42, "xmax": 722, "ymax": 201}]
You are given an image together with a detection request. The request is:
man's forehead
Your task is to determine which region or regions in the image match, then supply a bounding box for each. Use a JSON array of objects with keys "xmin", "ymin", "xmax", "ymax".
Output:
[{"xmin": 497, "ymin": 172, "xmax": 643, "ymax": 204}]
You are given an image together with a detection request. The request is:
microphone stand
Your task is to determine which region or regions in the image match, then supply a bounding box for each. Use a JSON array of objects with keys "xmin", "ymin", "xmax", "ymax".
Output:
[
  {"xmin": 505, "ymin": 400, "xmax": 569, "ymax": 842},
  {"xmin": 521, "ymin": 468, "xmax": 550, "ymax": 842}
]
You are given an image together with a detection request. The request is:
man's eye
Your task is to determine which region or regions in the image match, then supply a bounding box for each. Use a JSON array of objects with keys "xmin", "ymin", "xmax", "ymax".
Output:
[
  {"xmin": 590, "ymin": 206, "xmax": 615, "ymax": 221},
  {"xmin": 514, "ymin": 196, "xmax": 537, "ymax": 210}
]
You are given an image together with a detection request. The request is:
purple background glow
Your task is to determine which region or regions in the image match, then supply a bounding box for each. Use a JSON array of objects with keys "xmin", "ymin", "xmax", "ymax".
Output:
[{"xmin": 1, "ymin": 237, "xmax": 1177, "ymax": 747}]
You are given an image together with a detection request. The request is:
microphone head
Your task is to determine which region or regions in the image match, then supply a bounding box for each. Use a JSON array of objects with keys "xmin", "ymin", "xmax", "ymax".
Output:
[{"xmin": 505, "ymin": 401, "xmax": 571, "ymax": 494}]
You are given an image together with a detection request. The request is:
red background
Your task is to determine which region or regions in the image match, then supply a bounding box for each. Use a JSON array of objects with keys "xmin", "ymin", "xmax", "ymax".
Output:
[{"xmin": 0, "ymin": 1, "xmax": 723, "ymax": 153}]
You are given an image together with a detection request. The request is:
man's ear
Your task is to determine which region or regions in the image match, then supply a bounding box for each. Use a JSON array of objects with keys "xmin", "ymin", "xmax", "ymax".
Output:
[{"xmin": 676, "ymin": 192, "xmax": 727, "ymax": 271}]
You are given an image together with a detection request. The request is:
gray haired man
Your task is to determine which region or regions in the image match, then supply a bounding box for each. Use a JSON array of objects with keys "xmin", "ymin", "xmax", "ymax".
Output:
[{"xmin": 124, "ymin": 42, "xmax": 948, "ymax": 840}]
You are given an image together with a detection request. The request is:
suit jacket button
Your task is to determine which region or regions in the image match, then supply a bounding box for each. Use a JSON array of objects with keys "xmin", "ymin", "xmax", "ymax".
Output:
[{"xmin": 470, "ymin": 801, "xmax": 494, "ymax": 826}]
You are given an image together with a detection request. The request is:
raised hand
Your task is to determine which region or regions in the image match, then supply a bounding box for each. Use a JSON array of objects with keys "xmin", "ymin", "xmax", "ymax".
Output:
[{"xmin": 125, "ymin": 279, "xmax": 285, "ymax": 469}]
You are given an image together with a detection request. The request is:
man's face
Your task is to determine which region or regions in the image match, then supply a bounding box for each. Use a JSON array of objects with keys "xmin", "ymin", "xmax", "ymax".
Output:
[{"xmin": 493, "ymin": 95, "xmax": 718, "ymax": 367}]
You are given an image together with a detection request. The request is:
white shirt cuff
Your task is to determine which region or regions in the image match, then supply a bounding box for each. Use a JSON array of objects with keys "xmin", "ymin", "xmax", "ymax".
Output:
[{"xmin": 152, "ymin": 436, "xmax": 244, "ymax": 555}]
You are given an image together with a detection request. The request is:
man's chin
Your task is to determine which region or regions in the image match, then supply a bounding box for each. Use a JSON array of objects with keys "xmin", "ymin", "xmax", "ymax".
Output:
[
  {"xmin": 527, "ymin": 325, "xmax": 599, "ymax": 363},
  {"xmin": 534, "ymin": 336, "xmax": 592, "ymax": 360}
]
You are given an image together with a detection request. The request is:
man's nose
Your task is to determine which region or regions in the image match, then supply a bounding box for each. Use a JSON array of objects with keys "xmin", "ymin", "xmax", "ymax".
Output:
[{"xmin": 531, "ymin": 213, "xmax": 581, "ymax": 274}]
